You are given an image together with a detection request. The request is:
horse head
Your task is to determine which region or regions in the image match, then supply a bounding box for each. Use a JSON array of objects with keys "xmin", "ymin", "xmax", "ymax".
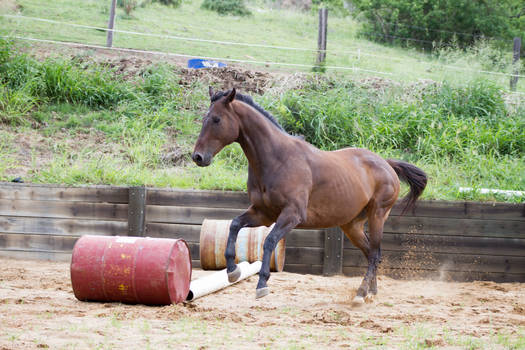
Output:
[{"xmin": 192, "ymin": 87, "xmax": 240, "ymax": 167}]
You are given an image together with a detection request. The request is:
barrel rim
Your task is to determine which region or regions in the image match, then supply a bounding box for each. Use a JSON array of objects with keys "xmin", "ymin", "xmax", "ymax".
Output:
[{"xmin": 166, "ymin": 239, "xmax": 193, "ymax": 304}]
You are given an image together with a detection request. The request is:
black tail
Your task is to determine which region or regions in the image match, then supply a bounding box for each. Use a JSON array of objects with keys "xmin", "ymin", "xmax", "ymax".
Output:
[{"xmin": 387, "ymin": 159, "xmax": 427, "ymax": 215}]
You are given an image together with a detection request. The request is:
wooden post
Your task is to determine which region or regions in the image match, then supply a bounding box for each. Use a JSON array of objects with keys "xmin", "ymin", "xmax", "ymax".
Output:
[
  {"xmin": 510, "ymin": 37, "xmax": 521, "ymax": 91},
  {"xmin": 316, "ymin": 8, "xmax": 328, "ymax": 66},
  {"xmin": 323, "ymin": 226, "xmax": 343, "ymax": 276},
  {"xmin": 106, "ymin": 0, "xmax": 117, "ymax": 48},
  {"xmin": 128, "ymin": 186, "xmax": 146, "ymax": 236}
]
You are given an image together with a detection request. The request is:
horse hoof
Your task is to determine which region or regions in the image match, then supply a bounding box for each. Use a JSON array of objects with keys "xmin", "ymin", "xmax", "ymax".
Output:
[
  {"xmin": 255, "ymin": 287, "xmax": 270, "ymax": 299},
  {"xmin": 352, "ymin": 295, "xmax": 365, "ymax": 306},
  {"xmin": 227, "ymin": 265, "xmax": 241, "ymax": 283}
]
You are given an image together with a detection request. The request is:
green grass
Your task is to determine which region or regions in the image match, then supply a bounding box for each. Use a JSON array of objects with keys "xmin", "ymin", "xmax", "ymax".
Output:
[
  {"xmin": 0, "ymin": 130, "xmax": 18, "ymax": 175},
  {"xmin": 0, "ymin": 0, "xmax": 523, "ymax": 92}
]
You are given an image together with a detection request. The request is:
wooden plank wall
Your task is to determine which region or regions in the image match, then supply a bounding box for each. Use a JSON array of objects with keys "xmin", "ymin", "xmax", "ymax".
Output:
[
  {"xmin": 344, "ymin": 202, "xmax": 525, "ymax": 282},
  {"xmin": 0, "ymin": 183, "xmax": 523, "ymax": 282},
  {"xmin": 0, "ymin": 183, "xmax": 128, "ymax": 261}
]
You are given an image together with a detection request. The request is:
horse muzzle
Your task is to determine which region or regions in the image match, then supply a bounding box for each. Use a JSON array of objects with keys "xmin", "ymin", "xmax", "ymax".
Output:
[{"xmin": 192, "ymin": 151, "xmax": 212, "ymax": 167}]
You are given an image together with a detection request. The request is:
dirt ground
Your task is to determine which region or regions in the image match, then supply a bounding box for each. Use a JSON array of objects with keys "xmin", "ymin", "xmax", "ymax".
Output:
[{"xmin": 0, "ymin": 259, "xmax": 524, "ymax": 349}]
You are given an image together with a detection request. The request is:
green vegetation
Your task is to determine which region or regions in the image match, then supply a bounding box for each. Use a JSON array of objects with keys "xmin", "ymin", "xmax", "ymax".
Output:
[
  {"xmin": 0, "ymin": 38, "xmax": 248, "ymax": 190},
  {"xmin": 201, "ymin": 0, "xmax": 251, "ymax": 16},
  {"xmin": 0, "ymin": 0, "xmax": 523, "ymax": 203},
  {"xmin": 0, "ymin": 0, "xmax": 523, "ymax": 92},
  {"xmin": 278, "ymin": 78, "xmax": 522, "ymax": 156},
  {"xmin": 351, "ymin": 0, "xmax": 525, "ymax": 48},
  {"xmin": 0, "ymin": 38, "xmax": 523, "ymax": 202}
]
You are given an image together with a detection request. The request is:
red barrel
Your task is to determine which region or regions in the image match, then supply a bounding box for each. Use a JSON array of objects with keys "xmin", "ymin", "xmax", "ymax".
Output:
[{"xmin": 70, "ymin": 235, "xmax": 191, "ymax": 305}]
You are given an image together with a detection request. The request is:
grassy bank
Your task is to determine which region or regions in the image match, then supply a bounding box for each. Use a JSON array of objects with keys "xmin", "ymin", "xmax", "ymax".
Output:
[{"xmin": 0, "ymin": 39, "xmax": 524, "ymax": 202}]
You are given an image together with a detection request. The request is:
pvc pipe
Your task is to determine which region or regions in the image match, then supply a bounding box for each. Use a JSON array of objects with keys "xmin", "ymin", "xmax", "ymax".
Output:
[
  {"xmin": 459, "ymin": 187, "xmax": 524, "ymax": 197},
  {"xmin": 186, "ymin": 261, "xmax": 261, "ymax": 301}
]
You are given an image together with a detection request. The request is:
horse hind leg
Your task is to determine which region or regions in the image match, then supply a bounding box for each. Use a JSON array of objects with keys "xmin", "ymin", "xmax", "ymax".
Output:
[
  {"xmin": 340, "ymin": 213, "xmax": 371, "ymax": 304},
  {"xmin": 354, "ymin": 205, "xmax": 389, "ymax": 303}
]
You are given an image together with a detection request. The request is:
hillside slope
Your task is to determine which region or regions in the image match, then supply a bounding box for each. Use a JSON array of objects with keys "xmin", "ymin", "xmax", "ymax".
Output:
[
  {"xmin": 0, "ymin": 0, "xmax": 524, "ymax": 202},
  {"xmin": 1, "ymin": 0, "xmax": 523, "ymax": 92}
]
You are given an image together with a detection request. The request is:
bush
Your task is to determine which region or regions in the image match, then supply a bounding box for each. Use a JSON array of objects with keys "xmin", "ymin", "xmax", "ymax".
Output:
[
  {"xmin": 351, "ymin": 0, "xmax": 523, "ymax": 48},
  {"xmin": 274, "ymin": 78, "xmax": 524, "ymax": 157},
  {"xmin": 201, "ymin": 0, "xmax": 251, "ymax": 16},
  {"xmin": 117, "ymin": 0, "xmax": 182, "ymax": 15},
  {"xmin": 117, "ymin": 0, "xmax": 138, "ymax": 15},
  {"xmin": 155, "ymin": 0, "xmax": 182, "ymax": 6}
]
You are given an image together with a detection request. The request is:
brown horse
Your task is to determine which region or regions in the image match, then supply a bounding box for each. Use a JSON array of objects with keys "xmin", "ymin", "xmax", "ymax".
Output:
[{"xmin": 192, "ymin": 87, "xmax": 427, "ymax": 302}]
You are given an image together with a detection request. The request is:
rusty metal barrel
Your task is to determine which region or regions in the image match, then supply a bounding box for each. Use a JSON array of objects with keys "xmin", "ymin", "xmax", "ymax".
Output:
[
  {"xmin": 70, "ymin": 235, "xmax": 192, "ymax": 305},
  {"xmin": 200, "ymin": 219, "xmax": 285, "ymax": 272}
]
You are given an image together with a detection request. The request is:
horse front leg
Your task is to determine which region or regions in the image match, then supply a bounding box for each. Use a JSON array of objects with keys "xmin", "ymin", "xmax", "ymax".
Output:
[
  {"xmin": 256, "ymin": 207, "xmax": 302, "ymax": 299},
  {"xmin": 226, "ymin": 207, "xmax": 267, "ymax": 282}
]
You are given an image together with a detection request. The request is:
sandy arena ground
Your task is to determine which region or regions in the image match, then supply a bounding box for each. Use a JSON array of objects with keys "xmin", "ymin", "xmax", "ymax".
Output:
[{"xmin": 0, "ymin": 258, "xmax": 524, "ymax": 349}]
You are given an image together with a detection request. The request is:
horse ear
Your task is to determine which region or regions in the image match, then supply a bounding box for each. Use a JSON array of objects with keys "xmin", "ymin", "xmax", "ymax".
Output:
[
  {"xmin": 208, "ymin": 86, "xmax": 214, "ymax": 99},
  {"xmin": 225, "ymin": 88, "xmax": 236, "ymax": 104}
]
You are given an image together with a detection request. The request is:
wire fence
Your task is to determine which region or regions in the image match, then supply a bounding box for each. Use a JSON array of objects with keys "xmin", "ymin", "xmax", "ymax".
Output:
[
  {"xmin": 1, "ymin": 13, "xmax": 523, "ymax": 94},
  {"xmin": 2, "ymin": 35, "xmax": 395, "ymax": 76}
]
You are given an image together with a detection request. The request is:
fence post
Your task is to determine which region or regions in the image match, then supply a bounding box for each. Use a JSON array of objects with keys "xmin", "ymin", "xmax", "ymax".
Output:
[
  {"xmin": 323, "ymin": 226, "xmax": 343, "ymax": 276},
  {"xmin": 106, "ymin": 0, "xmax": 117, "ymax": 48},
  {"xmin": 316, "ymin": 8, "xmax": 328, "ymax": 67},
  {"xmin": 128, "ymin": 186, "xmax": 146, "ymax": 236},
  {"xmin": 510, "ymin": 37, "xmax": 521, "ymax": 91}
]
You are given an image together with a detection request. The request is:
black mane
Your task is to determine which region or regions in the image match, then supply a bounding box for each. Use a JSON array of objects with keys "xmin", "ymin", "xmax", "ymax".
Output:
[{"xmin": 211, "ymin": 89, "xmax": 285, "ymax": 132}]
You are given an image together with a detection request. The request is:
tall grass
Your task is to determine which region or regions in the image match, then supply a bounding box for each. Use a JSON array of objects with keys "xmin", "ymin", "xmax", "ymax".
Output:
[
  {"xmin": 0, "ymin": 46, "xmax": 133, "ymax": 110},
  {"xmin": 276, "ymin": 78, "xmax": 523, "ymax": 156},
  {"xmin": 0, "ymin": 39, "xmax": 201, "ymax": 129}
]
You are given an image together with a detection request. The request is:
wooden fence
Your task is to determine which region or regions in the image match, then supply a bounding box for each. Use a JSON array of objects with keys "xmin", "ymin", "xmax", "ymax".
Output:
[{"xmin": 0, "ymin": 182, "xmax": 523, "ymax": 282}]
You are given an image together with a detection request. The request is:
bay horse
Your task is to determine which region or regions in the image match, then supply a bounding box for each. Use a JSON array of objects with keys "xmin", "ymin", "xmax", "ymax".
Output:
[{"xmin": 192, "ymin": 87, "xmax": 427, "ymax": 303}]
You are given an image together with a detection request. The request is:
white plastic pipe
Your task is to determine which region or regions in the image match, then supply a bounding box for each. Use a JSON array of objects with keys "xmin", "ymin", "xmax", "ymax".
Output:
[
  {"xmin": 186, "ymin": 261, "xmax": 261, "ymax": 301},
  {"xmin": 459, "ymin": 187, "xmax": 524, "ymax": 197}
]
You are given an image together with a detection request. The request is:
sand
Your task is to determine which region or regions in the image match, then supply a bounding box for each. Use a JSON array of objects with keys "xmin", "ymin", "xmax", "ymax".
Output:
[{"xmin": 0, "ymin": 258, "xmax": 524, "ymax": 349}]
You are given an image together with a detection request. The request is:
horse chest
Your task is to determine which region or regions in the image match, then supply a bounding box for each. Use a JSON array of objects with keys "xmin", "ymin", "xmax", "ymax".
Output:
[{"xmin": 248, "ymin": 187, "xmax": 282, "ymax": 218}]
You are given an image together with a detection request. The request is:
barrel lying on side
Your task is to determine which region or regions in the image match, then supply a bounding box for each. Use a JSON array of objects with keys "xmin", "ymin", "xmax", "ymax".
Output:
[
  {"xmin": 200, "ymin": 219, "xmax": 285, "ymax": 272},
  {"xmin": 70, "ymin": 235, "xmax": 192, "ymax": 305}
]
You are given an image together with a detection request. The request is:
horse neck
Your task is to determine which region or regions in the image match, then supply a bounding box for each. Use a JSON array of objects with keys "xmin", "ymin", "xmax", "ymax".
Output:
[{"xmin": 233, "ymin": 101, "xmax": 291, "ymax": 176}]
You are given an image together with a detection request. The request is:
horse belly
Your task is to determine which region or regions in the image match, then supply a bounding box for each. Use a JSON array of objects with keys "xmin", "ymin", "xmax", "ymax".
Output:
[{"xmin": 298, "ymin": 185, "xmax": 369, "ymax": 229}]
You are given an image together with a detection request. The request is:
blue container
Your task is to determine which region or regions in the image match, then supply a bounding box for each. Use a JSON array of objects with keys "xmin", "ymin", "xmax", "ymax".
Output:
[{"xmin": 188, "ymin": 58, "xmax": 227, "ymax": 69}]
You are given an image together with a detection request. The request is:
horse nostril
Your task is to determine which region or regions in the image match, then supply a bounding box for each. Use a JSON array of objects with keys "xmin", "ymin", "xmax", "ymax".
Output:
[{"xmin": 193, "ymin": 153, "xmax": 203, "ymax": 164}]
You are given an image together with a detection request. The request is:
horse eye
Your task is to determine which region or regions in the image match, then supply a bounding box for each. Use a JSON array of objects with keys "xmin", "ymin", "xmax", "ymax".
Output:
[{"xmin": 212, "ymin": 116, "xmax": 220, "ymax": 124}]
